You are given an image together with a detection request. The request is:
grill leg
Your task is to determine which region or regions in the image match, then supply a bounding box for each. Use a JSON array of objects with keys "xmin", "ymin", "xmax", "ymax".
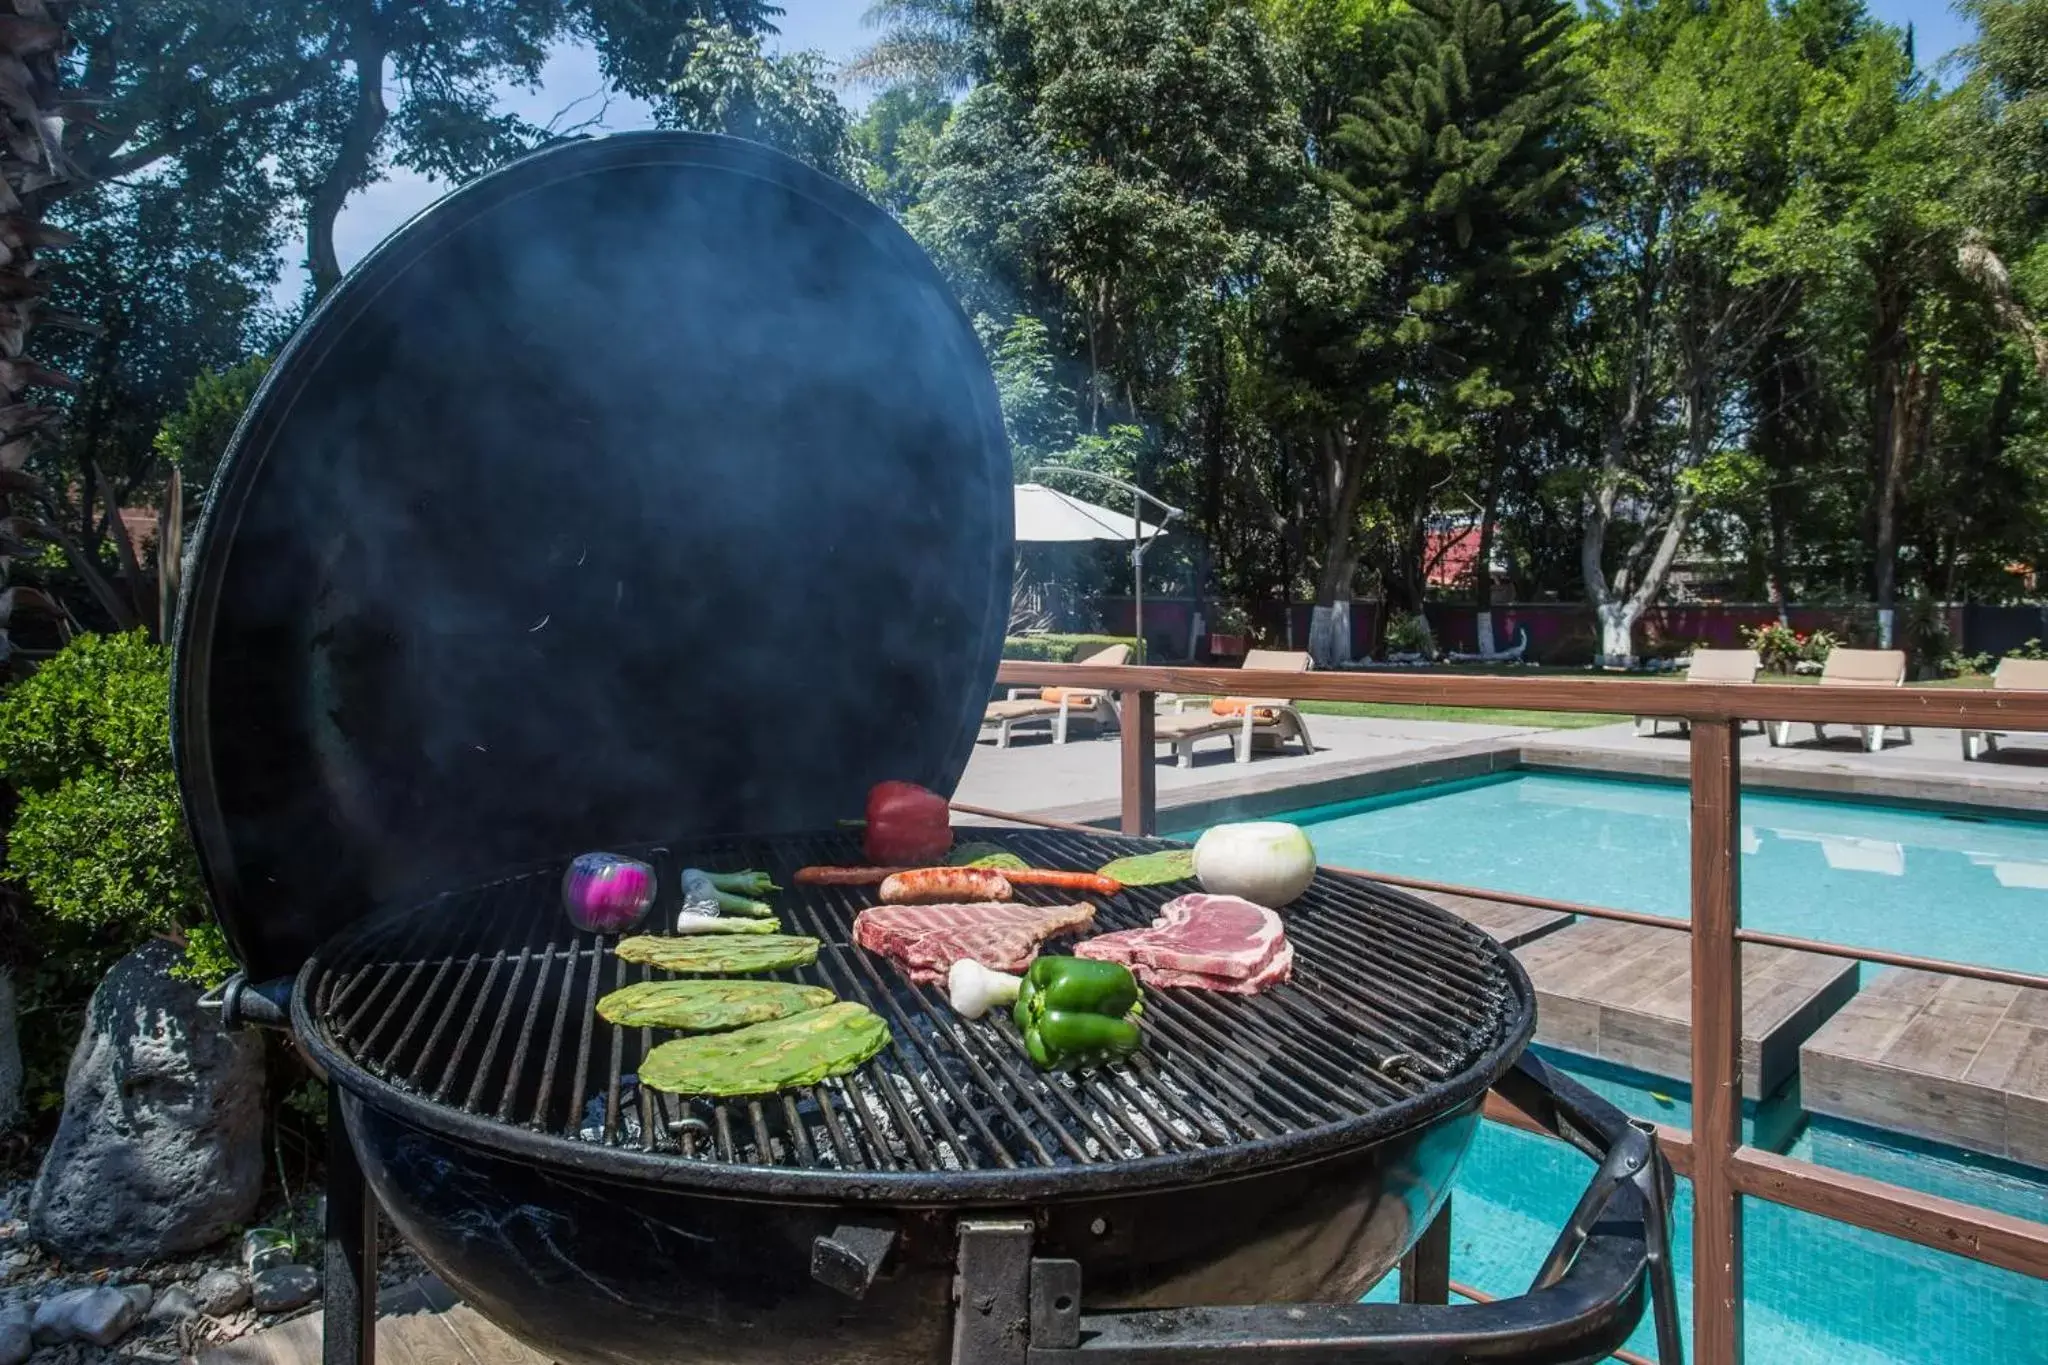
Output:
[
  {"xmin": 324, "ymin": 1084, "xmax": 377, "ymax": 1365},
  {"xmin": 1398, "ymin": 1198, "xmax": 1451, "ymax": 1306}
]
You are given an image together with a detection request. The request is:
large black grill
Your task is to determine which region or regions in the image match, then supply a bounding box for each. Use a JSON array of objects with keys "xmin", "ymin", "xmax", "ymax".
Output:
[{"xmin": 301, "ymin": 828, "xmax": 1528, "ymax": 1193}]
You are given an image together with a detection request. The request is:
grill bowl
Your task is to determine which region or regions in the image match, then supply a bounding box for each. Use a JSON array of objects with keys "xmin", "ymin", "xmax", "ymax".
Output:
[{"xmin": 296, "ymin": 829, "xmax": 1533, "ymax": 1365}]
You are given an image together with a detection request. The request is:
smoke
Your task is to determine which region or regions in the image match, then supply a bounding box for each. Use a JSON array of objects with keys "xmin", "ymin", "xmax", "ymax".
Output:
[{"xmin": 182, "ymin": 134, "xmax": 1013, "ymax": 977}]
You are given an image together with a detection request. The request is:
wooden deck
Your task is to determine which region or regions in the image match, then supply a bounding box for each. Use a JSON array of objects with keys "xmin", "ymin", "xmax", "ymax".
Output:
[
  {"xmin": 1801, "ymin": 968, "xmax": 2048, "ymax": 1168},
  {"xmin": 1409, "ymin": 887, "xmax": 1573, "ymax": 949},
  {"xmin": 200, "ymin": 1277, "xmax": 553, "ymax": 1365},
  {"xmin": 1516, "ymin": 918, "xmax": 1859, "ymax": 1099}
]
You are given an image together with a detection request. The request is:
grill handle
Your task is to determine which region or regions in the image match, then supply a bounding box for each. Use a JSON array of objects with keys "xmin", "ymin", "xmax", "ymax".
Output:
[{"xmin": 967, "ymin": 1051, "xmax": 1684, "ymax": 1365}]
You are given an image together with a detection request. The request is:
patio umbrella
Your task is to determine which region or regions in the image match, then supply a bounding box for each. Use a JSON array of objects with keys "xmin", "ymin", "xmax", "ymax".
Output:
[
  {"xmin": 1013, "ymin": 483, "xmax": 1168, "ymax": 543},
  {"xmin": 1014, "ymin": 480, "xmax": 1178, "ymax": 659}
]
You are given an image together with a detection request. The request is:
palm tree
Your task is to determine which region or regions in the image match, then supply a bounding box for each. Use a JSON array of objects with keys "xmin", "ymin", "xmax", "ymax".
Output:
[{"xmin": 842, "ymin": 0, "xmax": 987, "ymax": 93}]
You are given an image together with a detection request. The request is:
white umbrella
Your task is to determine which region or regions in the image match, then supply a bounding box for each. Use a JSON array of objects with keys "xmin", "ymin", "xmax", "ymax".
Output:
[
  {"xmin": 1013, "ymin": 477, "xmax": 1181, "ymax": 661},
  {"xmin": 1013, "ymin": 483, "xmax": 1167, "ymax": 543}
]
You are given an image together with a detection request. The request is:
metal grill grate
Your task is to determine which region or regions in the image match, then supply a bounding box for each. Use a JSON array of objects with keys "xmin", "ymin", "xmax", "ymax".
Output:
[{"xmin": 304, "ymin": 830, "xmax": 1527, "ymax": 1185}]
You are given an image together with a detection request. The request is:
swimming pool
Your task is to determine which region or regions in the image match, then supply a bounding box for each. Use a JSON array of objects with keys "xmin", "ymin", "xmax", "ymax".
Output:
[{"xmin": 1274, "ymin": 770, "xmax": 2048, "ymax": 975}]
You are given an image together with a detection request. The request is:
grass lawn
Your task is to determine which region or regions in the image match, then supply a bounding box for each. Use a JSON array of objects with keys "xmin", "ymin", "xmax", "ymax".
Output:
[{"xmin": 1294, "ymin": 699, "xmax": 1628, "ymax": 728}]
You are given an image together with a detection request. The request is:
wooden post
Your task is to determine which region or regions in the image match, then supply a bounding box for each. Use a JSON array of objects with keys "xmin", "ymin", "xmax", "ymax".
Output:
[
  {"xmin": 1399, "ymin": 1198, "xmax": 1452, "ymax": 1305},
  {"xmin": 1120, "ymin": 689, "xmax": 1156, "ymax": 836},
  {"xmin": 1691, "ymin": 719, "xmax": 1744, "ymax": 1364}
]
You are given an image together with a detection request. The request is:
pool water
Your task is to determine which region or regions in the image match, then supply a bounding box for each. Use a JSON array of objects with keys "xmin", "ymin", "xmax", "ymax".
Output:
[
  {"xmin": 1362, "ymin": 1050, "xmax": 2048, "ymax": 1363},
  {"xmin": 1280, "ymin": 771, "xmax": 2048, "ymax": 975}
]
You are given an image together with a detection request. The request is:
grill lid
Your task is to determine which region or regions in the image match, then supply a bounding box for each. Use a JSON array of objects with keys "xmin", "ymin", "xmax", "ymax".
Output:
[{"xmin": 171, "ymin": 133, "xmax": 1014, "ymax": 982}]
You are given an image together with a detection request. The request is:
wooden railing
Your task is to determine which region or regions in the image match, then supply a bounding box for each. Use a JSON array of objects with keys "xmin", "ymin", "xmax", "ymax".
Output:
[{"xmin": 989, "ymin": 661, "xmax": 2048, "ymax": 1365}]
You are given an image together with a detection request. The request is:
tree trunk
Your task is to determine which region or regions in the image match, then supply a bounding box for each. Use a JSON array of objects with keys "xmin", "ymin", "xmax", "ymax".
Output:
[
  {"xmin": 1310, "ymin": 427, "xmax": 1366, "ymax": 667},
  {"xmin": 1872, "ymin": 358, "xmax": 1929, "ymax": 645},
  {"xmin": 308, "ymin": 15, "xmax": 391, "ymax": 299},
  {"xmin": 1596, "ymin": 601, "xmax": 1636, "ymax": 665}
]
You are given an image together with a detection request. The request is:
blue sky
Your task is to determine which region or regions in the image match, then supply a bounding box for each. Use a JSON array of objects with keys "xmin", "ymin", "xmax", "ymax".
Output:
[{"xmin": 270, "ymin": 0, "xmax": 1981, "ymax": 306}]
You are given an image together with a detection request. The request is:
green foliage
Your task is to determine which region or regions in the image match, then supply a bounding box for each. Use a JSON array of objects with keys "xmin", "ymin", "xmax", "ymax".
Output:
[
  {"xmin": 1743, "ymin": 621, "xmax": 1803, "ymax": 672},
  {"xmin": 152, "ymin": 356, "xmax": 272, "ymax": 500},
  {"xmin": 1001, "ymin": 633, "xmax": 1139, "ymax": 661},
  {"xmin": 984, "ymin": 314, "xmax": 1079, "ymax": 473},
  {"xmin": 661, "ymin": 21, "xmax": 865, "ymax": 180},
  {"xmin": 854, "ymin": 84, "xmax": 953, "ymax": 213},
  {"xmin": 0, "ymin": 631, "xmax": 218, "ymax": 983},
  {"xmin": 1384, "ymin": 612, "xmax": 1435, "ymax": 655}
]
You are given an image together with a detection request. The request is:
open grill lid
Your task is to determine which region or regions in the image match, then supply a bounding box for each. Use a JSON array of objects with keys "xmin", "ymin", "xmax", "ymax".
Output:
[{"xmin": 171, "ymin": 133, "xmax": 1014, "ymax": 983}]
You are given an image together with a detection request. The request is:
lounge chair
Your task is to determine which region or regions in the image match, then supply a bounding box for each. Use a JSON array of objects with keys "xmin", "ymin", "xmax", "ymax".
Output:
[
  {"xmin": 1635, "ymin": 648, "xmax": 1762, "ymax": 737},
  {"xmin": 1152, "ymin": 649, "xmax": 1316, "ymax": 768},
  {"xmin": 1961, "ymin": 657, "xmax": 2048, "ymax": 760},
  {"xmin": 1767, "ymin": 648, "xmax": 1907, "ymax": 752},
  {"xmin": 981, "ymin": 643, "xmax": 1131, "ymax": 747}
]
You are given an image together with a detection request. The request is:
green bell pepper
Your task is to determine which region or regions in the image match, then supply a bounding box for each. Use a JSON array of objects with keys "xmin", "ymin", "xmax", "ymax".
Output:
[{"xmin": 1013, "ymin": 957, "xmax": 1144, "ymax": 1070}]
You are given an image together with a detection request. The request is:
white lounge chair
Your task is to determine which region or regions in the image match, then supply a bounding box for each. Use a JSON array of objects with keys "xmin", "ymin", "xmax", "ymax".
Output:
[
  {"xmin": 1961, "ymin": 657, "xmax": 2048, "ymax": 760},
  {"xmin": 1768, "ymin": 648, "xmax": 1907, "ymax": 752},
  {"xmin": 1152, "ymin": 649, "xmax": 1316, "ymax": 768},
  {"xmin": 981, "ymin": 643, "xmax": 1131, "ymax": 747},
  {"xmin": 1636, "ymin": 648, "xmax": 1762, "ymax": 737}
]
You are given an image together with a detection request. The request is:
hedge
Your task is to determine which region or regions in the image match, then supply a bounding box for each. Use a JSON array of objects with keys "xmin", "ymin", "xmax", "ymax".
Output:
[{"xmin": 1001, "ymin": 634, "xmax": 1139, "ymax": 662}]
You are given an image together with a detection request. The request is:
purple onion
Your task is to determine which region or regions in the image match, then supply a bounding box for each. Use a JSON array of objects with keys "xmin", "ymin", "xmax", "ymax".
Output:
[{"xmin": 562, "ymin": 852, "xmax": 655, "ymax": 934}]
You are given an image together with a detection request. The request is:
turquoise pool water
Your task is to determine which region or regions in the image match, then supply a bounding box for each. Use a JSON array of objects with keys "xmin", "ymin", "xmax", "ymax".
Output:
[
  {"xmin": 1277, "ymin": 771, "xmax": 2048, "ymax": 975},
  {"xmin": 1362, "ymin": 1050, "xmax": 2048, "ymax": 1363}
]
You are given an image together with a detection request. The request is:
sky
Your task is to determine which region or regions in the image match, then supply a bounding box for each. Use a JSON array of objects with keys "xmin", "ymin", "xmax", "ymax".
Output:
[{"xmin": 268, "ymin": 0, "xmax": 1981, "ymax": 308}]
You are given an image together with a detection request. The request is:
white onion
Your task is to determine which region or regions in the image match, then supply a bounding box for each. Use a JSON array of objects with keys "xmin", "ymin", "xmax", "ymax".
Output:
[{"xmin": 1192, "ymin": 822, "xmax": 1317, "ymax": 907}]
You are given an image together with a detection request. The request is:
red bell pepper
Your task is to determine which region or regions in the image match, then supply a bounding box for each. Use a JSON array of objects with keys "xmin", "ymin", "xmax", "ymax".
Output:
[{"xmin": 863, "ymin": 781, "xmax": 953, "ymax": 865}]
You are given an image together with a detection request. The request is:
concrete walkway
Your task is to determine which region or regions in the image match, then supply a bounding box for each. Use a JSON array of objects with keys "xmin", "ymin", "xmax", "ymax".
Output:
[
  {"xmin": 955, "ymin": 712, "xmax": 1542, "ymax": 828},
  {"xmin": 956, "ymin": 711, "xmax": 2048, "ymax": 828}
]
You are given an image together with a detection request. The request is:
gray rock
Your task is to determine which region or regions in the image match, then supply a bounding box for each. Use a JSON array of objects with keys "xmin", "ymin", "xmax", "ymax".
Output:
[
  {"xmin": 250, "ymin": 1265, "xmax": 320, "ymax": 1314},
  {"xmin": 115, "ymin": 1283, "xmax": 152, "ymax": 1316},
  {"xmin": 191, "ymin": 1268, "xmax": 249, "ymax": 1316},
  {"xmin": 27, "ymin": 941, "xmax": 266, "ymax": 1263},
  {"xmin": 31, "ymin": 1285, "xmax": 143, "ymax": 1346},
  {"xmin": 149, "ymin": 1286, "xmax": 200, "ymax": 1322},
  {"xmin": 0, "ymin": 1251, "xmax": 30, "ymax": 1283},
  {"xmin": 0, "ymin": 1305, "xmax": 28, "ymax": 1365},
  {"xmin": 240, "ymin": 1227, "xmax": 293, "ymax": 1273},
  {"xmin": 0, "ymin": 968, "xmax": 20, "ymax": 1133}
]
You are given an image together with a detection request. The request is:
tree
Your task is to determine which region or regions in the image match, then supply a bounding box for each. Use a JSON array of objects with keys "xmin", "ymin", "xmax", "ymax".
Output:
[
  {"xmin": 661, "ymin": 20, "xmax": 864, "ymax": 179},
  {"xmin": 1323, "ymin": 0, "xmax": 1583, "ymax": 658},
  {"xmin": 844, "ymin": 0, "xmax": 987, "ymax": 93},
  {"xmin": 854, "ymin": 84, "xmax": 951, "ymax": 213},
  {"xmin": 152, "ymin": 356, "xmax": 272, "ymax": 498}
]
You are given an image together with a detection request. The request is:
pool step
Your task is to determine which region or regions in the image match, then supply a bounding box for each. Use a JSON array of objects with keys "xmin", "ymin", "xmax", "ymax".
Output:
[
  {"xmin": 1801, "ymin": 969, "xmax": 2048, "ymax": 1170},
  {"xmin": 1516, "ymin": 918, "xmax": 1860, "ymax": 1099},
  {"xmin": 1407, "ymin": 887, "xmax": 1573, "ymax": 949}
]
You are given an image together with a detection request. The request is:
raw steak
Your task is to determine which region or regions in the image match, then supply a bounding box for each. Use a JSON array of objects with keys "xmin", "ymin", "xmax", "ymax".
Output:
[
  {"xmin": 854, "ymin": 902, "xmax": 1096, "ymax": 983},
  {"xmin": 1075, "ymin": 893, "xmax": 1291, "ymax": 992}
]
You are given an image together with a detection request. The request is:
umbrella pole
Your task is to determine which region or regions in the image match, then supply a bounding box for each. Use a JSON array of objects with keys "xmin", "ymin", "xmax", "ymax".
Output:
[{"xmin": 1132, "ymin": 490, "xmax": 1145, "ymax": 663}]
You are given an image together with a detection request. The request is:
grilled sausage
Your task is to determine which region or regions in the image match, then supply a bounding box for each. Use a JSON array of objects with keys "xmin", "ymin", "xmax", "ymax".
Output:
[{"xmin": 878, "ymin": 867, "xmax": 1014, "ymax": 904}]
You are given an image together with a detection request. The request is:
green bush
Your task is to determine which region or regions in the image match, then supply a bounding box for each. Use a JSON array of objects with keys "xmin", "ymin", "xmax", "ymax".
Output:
[
  {"xmin": 1002, "ymin": 633, "xmax": 1138, "ymax": 662},
  {"xmin": 0, "ymin": 630, "xmax": 219, "ymax": 985}
]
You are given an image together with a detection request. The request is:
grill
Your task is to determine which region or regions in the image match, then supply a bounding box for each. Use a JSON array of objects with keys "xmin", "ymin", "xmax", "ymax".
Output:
[
  {"xmin": 301, "ymin": 829, "xmax": 1526, "ymax": 1194},
  {"xmin": 172, "ymin": 130, "xmax": 1682, "ymax": 1365}
]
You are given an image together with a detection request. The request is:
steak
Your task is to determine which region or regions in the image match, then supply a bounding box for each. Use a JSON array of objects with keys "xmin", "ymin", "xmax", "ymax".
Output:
[
  {"xmin": 854, "ymin": 902, "xmax": 1096, "ymax": 983},
  {"xmin": 1075, "ymin": 893, "xmax": 1291, "ymax": 993}
]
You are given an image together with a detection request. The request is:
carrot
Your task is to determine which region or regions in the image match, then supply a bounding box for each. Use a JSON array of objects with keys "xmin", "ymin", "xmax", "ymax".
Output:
[
  {"xmin": 793, "ymin": 866, "xmax": 904, "ymax": 886},
  {"xmin": 996, "ymin": 868, "xmax": 1125, "ymax": 896}
]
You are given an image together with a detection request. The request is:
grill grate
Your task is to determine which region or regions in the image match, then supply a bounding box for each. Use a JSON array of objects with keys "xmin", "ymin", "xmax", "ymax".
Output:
[{"xmin": 305, "ymin": 830, "xmax": 1525, "ymax": 1182}]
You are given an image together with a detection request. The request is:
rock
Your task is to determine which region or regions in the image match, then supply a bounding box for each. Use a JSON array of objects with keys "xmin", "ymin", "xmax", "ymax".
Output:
[
  {"xmin": 115, "ymin": 1283, "xmax": 153, "ymax": 1316},
  {"xmin": 0, "ymin": 1251, "xmax": 30, "ymax": 1283},
  {"xmin": 31, "ymin": 1285, "xmax": 143, "ymax": 1346},
  {"xmin": 0, "ymin": 968, "xmax": 20, "ymax": 1133},
  {"xmin": 241, "ymin": 1227, "xmax": 293, "ymax": 1273},
  {"xmin": 192, "ymin": 1268, "xmax": 249, "ymax": 1316},
  {"xmin": 0, "ymin": 1304, "xmax": 28, "ymax": 1365},
  {"xmin": 150, "ymin": 1285, "xmax": 201, "ymax": 1322},
  {"xmin": 27, "ymin": 941, "xmax": 266, "ymax": 1263},
  {"xmin": 250, "ymin": 1265, "xmax": 320, "ymax": 1314}
]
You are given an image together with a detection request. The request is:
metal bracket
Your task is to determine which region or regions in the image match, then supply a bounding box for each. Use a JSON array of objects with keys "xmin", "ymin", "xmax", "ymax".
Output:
[
  {"xmin": 952, "ymin": 1221, "xmax": 1036, "ymax": 1365},
  {"xmin": 198, "ymin": 973, "xmax": 293, "ymax": 1031},
  {"xmin": 811, "ymin": 1220, "xmax": 897, "ymax": 1300}
]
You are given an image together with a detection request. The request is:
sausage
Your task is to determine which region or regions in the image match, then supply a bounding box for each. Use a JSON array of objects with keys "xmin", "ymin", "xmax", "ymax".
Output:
[
  {"xmin": 878, "ymin": 867, "xmax": 1014, "ymax": 904},
  {"xmin": 794, "ymin": 866, "xmax": 903, "ymax": 886}
]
